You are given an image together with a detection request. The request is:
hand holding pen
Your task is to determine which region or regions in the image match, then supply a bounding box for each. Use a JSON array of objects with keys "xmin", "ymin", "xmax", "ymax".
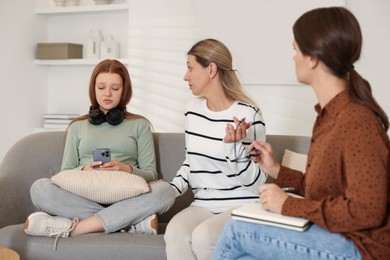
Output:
[
  {"xmin": 259, "ymin": 183, "xmax": 291, "ymax": 214},
  {"xmin": 281, "ymin": 187, "xmax": 295, "ymax": 192},
  {"xmin": 247, "ymin": 141, "xmax": 280, "ymax": 179}
]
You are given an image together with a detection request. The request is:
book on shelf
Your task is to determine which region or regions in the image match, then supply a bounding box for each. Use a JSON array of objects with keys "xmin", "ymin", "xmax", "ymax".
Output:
[
  {"xmin": 43, "ymin": 113, "xmax": 79, "ymax": 120},
  {"xmin": 44, "ymin": 119, "xmax": 74, "ymax": 124},
  {"xmin": 43, "ymin": 123, "xmax": 69, "ymax": 130},
  {"xmin": 231, "ymin": 198, "xmax": 312, "ymax": 232},
  {"xmin": 42, "ymin": 113, "xmax": 79, "ymax": 130}
]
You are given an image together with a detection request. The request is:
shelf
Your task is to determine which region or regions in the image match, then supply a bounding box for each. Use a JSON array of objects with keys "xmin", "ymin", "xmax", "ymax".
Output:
[
  {"xmin": 35, "ymin": 3, "xmax": 129, "ymax": 15},
  {"xmin": 34, "ymin": 58, "xmax": 129, "ymax": 66},
  {"xmin": 35, "ymin": 128, "xmax": 66, "ymax": 133},
  {"xmin": 33, "ymin": 2, "xmax": 130, "ymax": 121}
]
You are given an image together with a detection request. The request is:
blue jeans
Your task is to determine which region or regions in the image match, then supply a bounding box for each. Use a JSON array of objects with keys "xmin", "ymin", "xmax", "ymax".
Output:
[
  {"xmin": 213, "ymin": 220, "xmax": 362, "ymax": 260},
  {"xmin": 30, "ymin": 178, "xmax": 175, "ymax": 233}
]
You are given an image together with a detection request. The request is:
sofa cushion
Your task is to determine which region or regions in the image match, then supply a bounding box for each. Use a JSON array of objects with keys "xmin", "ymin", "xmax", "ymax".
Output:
[
  {"xmin": 0, "ymin": 224, "xmax": 166, "ymax": 260},
  {"xmin": 51, "ymin": 170, "xmax": 150, "ymax": 204},
  {"xmin": 281, "ymin": 149, "xmax": 307, "ymax": 172}
]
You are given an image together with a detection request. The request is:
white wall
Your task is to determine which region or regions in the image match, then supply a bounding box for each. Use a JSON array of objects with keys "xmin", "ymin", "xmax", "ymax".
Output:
[
  {"xmin": 190, "ymin": 0, "xmax": 347, "ymax": 136},
  {"xmin": 128, "ymin": 0, "xmax": 390, "ymax": 137},
  {"xmin": 253, "ymin": 0, "xmax": 390, "ymax": 136},
  {"xmin": 0, "ymin": 0, "xmax": 47, "ymax": 161},
  {"xmin": 348, "ymin": 0, "xmax": 390, "ymax": 133},
  {"xmin": 45, "ymin": 10, "xmax": 129, "ymax": 115},
  {"xmin": 127, "ymin": 0, "xmax": 195, "ymax": 131},
  {"xmin": 0, "ymin": 0, "xmax": 389, "ymax": 162}
]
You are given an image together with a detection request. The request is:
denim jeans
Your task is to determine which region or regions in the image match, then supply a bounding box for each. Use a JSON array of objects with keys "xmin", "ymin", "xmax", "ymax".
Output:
[
  {"xmin": 213, "ymin": 220, "xmax": 362, "ymax": 260},
  {"xmin": 30, "ymin": 178, "xmax": 176, "ymax": 233}
]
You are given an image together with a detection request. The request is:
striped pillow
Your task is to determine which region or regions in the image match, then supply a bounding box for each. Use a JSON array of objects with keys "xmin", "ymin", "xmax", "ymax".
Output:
[{"xmin": 51, "ymin": 170, "xmax": 150, "ymax": 204}]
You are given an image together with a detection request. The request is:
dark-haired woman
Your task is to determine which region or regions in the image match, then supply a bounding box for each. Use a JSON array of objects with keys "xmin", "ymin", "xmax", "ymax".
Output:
[
  {"xmin": 213, "ymin": 7, "xmax": 389, "ymax": 260},
  {"xmin": 24, "ymin": 59, "xmax": 175, "ymax": 246}
]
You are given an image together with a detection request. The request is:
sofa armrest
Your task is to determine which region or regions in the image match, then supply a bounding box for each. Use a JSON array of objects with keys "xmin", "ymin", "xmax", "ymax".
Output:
[{"xmin": 0, "ymin": 131, "xmax": 65, "ymax": 228}]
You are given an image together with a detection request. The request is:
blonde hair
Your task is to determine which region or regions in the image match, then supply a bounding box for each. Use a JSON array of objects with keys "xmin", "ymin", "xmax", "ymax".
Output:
[{"xmin": 188, "ymin": 39, "xmax": 258, "ymax": 108}]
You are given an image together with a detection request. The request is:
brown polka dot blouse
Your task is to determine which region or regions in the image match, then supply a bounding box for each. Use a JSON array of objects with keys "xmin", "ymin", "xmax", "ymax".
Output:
[{"xmin": 275, "ymin": 91, "xmax": 390, "ymax": 260}]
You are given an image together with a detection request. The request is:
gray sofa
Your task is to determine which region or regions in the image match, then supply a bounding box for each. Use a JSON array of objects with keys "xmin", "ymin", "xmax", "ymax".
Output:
[{"xmin": 0, "ymin": 131, "xmax": 310, "ymax": 260}]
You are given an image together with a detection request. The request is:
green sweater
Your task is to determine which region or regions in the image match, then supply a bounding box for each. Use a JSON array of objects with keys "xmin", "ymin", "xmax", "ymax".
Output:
[{"xmin": 61, "ymin": 118, "xmax": 157, "ymax": 182}]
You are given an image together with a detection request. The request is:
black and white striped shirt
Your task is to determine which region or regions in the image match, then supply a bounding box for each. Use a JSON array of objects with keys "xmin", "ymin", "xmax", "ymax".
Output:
[{"xmin": 170, "ymin": 98, "xmax": 267, "ymax": 213}]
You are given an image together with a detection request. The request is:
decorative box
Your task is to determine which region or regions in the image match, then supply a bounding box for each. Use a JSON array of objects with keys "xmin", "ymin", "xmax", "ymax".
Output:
[{"xmin": 36, "ymin": 43, "xmax": 83, "ymax": 59}]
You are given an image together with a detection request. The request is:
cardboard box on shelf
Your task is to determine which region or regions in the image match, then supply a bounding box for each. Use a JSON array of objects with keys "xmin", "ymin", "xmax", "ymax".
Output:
[{"xmin": 36, "ymin": 43, "xmax": 83, "ymax": 59}]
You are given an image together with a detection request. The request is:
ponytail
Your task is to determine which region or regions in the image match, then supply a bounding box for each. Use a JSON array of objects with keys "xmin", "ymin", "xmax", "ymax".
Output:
[
  {"xmin": 348, "ymin": 70, "xmax": 389, "ymax": 131},
  {"xmin": 293, "ymin": 7, "xmax": 389, "ymax": 132}
]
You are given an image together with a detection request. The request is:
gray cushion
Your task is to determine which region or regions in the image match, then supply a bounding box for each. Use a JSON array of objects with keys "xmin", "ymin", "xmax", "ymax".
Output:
[{"xmin": 1, "ymin": 224, "xmax": 166, "ymax": 260}]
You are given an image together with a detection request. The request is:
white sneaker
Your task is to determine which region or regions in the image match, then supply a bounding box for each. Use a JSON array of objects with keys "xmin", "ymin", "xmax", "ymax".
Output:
[
  {"xmin": 24, "ymin": 212, "xmax": 79, "ymax": 250},
  {"xmin": 128, "ymin": 214, "xmax": 158, "ymax": 235}
]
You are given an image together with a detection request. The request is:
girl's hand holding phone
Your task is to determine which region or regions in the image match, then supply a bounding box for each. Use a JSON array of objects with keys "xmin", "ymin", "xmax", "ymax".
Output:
[
  {"xmin": 83, "ymin": 148, "xmax": 133, "ymax": 173},
  {"xmin": 94, "ymin": 160, "xmax": 134, "ymax": 173}
]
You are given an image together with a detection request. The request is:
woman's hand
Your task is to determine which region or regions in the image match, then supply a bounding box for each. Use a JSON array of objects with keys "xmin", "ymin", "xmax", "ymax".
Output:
[
  {"xmin": 82, "ymin": 161, "xmax": 104, "ymax": 171},
  {"xmin": 247, "ymin": 140, "xmax": 280, "ymax": 179},
  {"xmin": 259, "ymin": 183, "xmax": 289, "ymax": 214},
  {"xmin": 83, "ymin": 160, "xmax": 133, "ymax": 173},
  {"xmin": 224, "ymin": 116, "xmax": 253, "ymax": 143}
]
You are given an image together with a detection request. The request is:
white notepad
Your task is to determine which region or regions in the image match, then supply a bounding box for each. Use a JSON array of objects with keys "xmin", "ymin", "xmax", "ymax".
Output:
[{"xmin": 231, "ymin": 201, "xmax": 312, "ymax": 232}]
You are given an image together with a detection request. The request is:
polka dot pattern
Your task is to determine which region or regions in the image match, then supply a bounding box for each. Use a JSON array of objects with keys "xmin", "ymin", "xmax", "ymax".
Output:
[{"xmin": 276, "ymin": 91, "xmax": 390, "ymax": 260}]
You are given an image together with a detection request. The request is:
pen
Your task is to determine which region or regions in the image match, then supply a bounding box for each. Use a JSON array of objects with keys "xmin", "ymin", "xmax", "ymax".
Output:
[
  {"xmin": 281, "ymin": 187, "xmax": 295, "ymax": 192},
  {"xmin": 248, "ymin": 150, "xmax": 260, "ymax": 157}
]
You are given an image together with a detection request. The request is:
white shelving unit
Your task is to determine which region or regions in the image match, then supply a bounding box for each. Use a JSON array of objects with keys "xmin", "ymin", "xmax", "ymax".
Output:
[
  {"xmin": 34, "ymin": 58, "xmax": 128, "ymax": 66},
  {"xmin": 34, "ymin": 3, "xmax": 129, "ymax": 66},
  {"xmin": 34, "ymin": 2, "xmax": 130, "ymax": 130},
  {"xmin": 35, "ymin": 3, "xmax": 129, "ymax": 15}
]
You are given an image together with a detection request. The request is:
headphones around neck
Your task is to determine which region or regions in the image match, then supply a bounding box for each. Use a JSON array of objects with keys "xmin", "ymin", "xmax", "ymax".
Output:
[{"xmin": 88, "ymin": 106, "xmax": 125, "ymax": 126}]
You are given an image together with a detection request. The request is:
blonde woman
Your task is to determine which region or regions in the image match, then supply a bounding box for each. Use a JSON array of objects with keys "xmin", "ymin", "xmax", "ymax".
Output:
[{"xmin": 164, "ymin": 39, "xmax": 268, "ymax": 260}]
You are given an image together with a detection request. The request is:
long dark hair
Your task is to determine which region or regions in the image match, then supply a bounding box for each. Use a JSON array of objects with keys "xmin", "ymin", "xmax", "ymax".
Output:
[
  {"xmin": 293, "ymin": 7, "xmax": 388, "ymax": 131},
  {"xmin": 69, "ymin": 59, "xmax": 144, "ymax": 126}
]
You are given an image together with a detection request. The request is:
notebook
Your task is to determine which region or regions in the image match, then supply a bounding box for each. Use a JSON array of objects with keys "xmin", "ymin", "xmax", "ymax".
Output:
[{"xmin": 231, "ymin": 200, "xmax": 312, "ymax": 232}]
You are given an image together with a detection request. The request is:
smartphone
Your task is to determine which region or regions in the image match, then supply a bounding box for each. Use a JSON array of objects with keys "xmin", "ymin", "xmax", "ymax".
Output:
[{"xmin": 93, "ymin": 148, "xmax": 111, "ymax": 165}]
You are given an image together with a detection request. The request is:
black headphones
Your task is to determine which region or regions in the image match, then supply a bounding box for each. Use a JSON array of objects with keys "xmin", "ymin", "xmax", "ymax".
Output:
[{"xmin": 88, "ymin": 106, "xmax": 125, "ymax": 126}]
